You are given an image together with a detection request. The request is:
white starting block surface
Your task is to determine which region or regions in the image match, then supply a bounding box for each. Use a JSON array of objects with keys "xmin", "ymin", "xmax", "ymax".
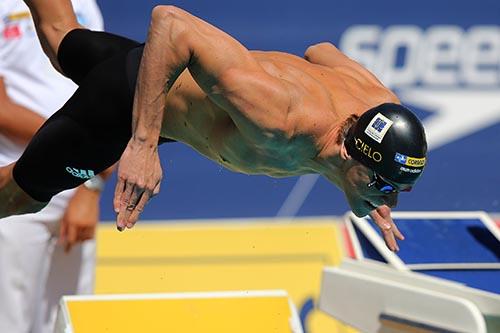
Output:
[
  {"xmin": 54, "ymin": 290, "xmax": 303, "ymax": 333},
  {"xmin": 319, "ymin": 259, "xmax": 500, "ymax": 333}
]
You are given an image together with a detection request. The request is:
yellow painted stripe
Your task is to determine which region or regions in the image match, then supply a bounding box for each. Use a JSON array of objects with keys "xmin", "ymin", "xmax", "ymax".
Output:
[
  {"xmin": 66, "ymin": 295, "xmax": 293, "ymax": 333},
  {"xmin": 94, "ymin": 219, "xmax": 356, "ymax": 333},
  {"xmin": 97, "ymin": 220, "xmax": 342, "ymax": 260}
]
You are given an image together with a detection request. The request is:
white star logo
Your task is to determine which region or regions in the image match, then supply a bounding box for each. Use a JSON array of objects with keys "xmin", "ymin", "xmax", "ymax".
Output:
[{"xmin": 398, "ymin": 88, "xmax": 500, "ymax": 151}]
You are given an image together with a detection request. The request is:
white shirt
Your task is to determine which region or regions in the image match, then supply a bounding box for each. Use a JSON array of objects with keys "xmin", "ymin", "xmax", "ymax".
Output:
[{"xmin": 0, "ymin": 0, "xmax": 103, "ymax": 205}]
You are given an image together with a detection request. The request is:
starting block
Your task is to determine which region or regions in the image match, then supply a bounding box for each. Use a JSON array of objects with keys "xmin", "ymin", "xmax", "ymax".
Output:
[
  {"xmin": 320, "ymin": 211, "xmax": 500, "ymax": 332},
  {"xmin": 319, "ymin": 259, "xmax": 500, "ymax": 333},
  {"xmin": 54, "ymin": 290, "xmax": 303, "ymax": 333}
]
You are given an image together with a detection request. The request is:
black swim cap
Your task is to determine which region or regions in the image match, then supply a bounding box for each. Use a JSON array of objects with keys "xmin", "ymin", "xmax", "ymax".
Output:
[{"xmin": 344, "ymin": 103, "xmax": 427, "ymax": 185}]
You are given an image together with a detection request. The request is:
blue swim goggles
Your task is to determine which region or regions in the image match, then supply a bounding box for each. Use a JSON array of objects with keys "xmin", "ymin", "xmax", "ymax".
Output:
[{"xmin": 367, "ymin": 172, "xmax": 412, "ymax": 194}]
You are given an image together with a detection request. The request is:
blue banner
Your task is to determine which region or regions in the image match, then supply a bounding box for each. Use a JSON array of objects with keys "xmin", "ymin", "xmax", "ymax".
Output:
[{"xmin": 96, "ymin": 0, "xmax": 500, "ymax": 220}]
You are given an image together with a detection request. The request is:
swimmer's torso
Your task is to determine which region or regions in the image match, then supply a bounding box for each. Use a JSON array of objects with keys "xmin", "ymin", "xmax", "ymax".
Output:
[{"xmin": 161, "ymin": 48, "xmax": 397, "ymax": 176}]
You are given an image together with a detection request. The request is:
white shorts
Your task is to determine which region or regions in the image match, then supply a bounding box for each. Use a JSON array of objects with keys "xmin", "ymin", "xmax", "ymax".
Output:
[{"xmin": 0, "ymin": 190, "xmax": 95, "ymax": 333}]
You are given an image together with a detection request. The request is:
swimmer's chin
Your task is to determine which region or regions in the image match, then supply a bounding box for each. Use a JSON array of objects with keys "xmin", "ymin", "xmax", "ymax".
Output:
[
  {"xmin": 351, "ymin": 209, "xmax": 368, "ymax": 218},
  {"xmin": 351, "ymin": 201, "xmax": 377, "ymax": 217}
]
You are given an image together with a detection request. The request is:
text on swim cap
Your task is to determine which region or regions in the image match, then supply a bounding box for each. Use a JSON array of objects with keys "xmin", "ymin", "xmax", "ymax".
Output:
[
  {"xmin": 394, "ymin": 153, "xmax": 426, "ymax": 167},
  {"xmin": 354, "ymin": 138, "xmax": 382, "ymax": 162},
  {"xmin": 400, "ymin": 166, "xmax": 422, "ymax": 174}
]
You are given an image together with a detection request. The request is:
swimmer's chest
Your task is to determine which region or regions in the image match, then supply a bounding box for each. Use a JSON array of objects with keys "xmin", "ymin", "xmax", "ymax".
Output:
[
  {"xmin": 209, "ymin": 125, "xmax": 318, "ymax": 177},
  {"xmin": 168, "ymin": 101, "xmax": 317, "ymax": 177}
]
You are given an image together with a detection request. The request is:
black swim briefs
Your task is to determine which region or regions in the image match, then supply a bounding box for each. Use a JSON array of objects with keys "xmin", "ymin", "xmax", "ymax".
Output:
[{"xmin": 13, "ymin": 29, "xmax": 174, "ymax": 202}]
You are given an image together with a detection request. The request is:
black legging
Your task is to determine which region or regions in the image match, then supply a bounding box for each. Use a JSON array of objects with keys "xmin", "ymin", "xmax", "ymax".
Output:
[{"xmin": 13, "ymin": 29, "xmax": 171, "ymax": 202}]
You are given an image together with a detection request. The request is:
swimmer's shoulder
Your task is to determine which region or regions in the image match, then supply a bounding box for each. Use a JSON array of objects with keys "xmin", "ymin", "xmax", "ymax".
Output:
[
  {"xmin": 251, "ymin": 45, "xmax": 381, "ymax": 87},
  {"xmin": 250, "ymin": 50, "xmax": 308, "ymax": 65},
  {"xmin": 305, "ymin": 42, "xmax": 399, "ymax": 101},
  {"xmin": 304, "ymin": 42, "xmax": 382, "ymax": 84}
]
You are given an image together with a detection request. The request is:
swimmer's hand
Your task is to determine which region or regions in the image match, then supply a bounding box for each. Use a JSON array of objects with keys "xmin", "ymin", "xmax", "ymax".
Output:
[
  {"xmin": 114, "ymin": 139, "xmax": 162, "ymax": 230},
  {"xmin": 369, "ymin": 205, "xmax": 404, "ymax": 252}
]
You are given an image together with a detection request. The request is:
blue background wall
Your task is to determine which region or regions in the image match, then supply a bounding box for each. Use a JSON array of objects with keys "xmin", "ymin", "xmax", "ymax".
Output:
[{"xmin": 95, "ymin": 0, "xmax": 500, "ymax": 220}]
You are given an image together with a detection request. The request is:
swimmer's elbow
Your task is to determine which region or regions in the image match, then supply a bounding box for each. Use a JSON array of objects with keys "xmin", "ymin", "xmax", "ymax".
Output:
[
  {"xmin": 149, "ymin": 5, "xmax": 193, "ymax": 59},
  {"xmin": 151, "ymin": 5, "xmax": 183, "ymax": 21},
  {"xmin": 306, "ymin": 42, "xmax": 336, "ymax": 51},
  {"xmin": 304, "ymin": 42, "xmax": 338, "ymax": 60},
  {"xmin": 150, "ymin": 5, "xmax": 190, "ymax": 41}
]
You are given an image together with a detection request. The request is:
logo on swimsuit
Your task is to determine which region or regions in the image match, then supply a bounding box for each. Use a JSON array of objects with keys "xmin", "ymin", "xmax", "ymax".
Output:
[
  {"xmin": 354, "ymin": 137, "xmax": 383, "ymax": 162},
  {"xmin": 65, "ymin": 167, "xmax": 95, "ymax": 179},
  {"xmin": 364, "ymin": 113, "xmax": 393, "ymax": 143}
]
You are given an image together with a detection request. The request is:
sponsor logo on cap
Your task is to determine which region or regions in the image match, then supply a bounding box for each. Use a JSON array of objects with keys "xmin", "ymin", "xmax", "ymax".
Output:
[
  {"xmin": 364, "ymin": 113, "xmax": 393, "ymax": 143},
  {"xmin": 394, "ymin": 153, "xmax": 426, "ymax": 167},
  {"xmin": 354, "ymin": 137, "xmax": 383, "ymax": 162}
]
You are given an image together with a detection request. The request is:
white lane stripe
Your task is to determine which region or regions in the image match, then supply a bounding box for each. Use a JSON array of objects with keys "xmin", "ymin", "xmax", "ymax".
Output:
[
  {"xmin": 276, "ymin": 174, "xmax": 320, "ymax": 217},
  {"xmin": 62, "ymin": 290, "xmax": 289, "ymax": 302}
]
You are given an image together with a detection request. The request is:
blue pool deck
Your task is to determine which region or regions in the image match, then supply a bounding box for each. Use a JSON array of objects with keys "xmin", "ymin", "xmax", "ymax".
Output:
[{"xmin": 347, "ymin": 212, "xmax": 500, "ymax": 294}]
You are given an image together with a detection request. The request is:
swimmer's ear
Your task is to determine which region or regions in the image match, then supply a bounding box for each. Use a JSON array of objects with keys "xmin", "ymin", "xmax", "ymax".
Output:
[{"xmin": 340, "ymin": 141, "xmax": 352, "ymax": 160}]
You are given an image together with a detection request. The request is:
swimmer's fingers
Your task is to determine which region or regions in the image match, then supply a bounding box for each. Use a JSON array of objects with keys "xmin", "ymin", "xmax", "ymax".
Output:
[
  {"xmin": 113, "ymin": 177, "xmax": 125, "ymax": 214},
  {"xmin": 378, "ymin": 222, "xmax": 398, "ymax": 252},
  {"xmin": 370, "ymin": 206, "xmax": 403, "ymax": 252},
  {"xmin": 376, "ymin": 205, "xmax": 405, "ymax": 241},
  {"xmin": 123, "ymin": 178, "xmax": 160, "ymax": 228},
  {"xmin": 114, "ymin": 140, "xmax": 163, "ymax": 231},
  {"xmin": 153, "ymin": 180, "xmax": 161, "ymax": 196},
  {"xmin": 126, "ymin": 171, "xmax": 162, "ymax": 227},
  {"xmin": 116, "ymin": 180, "xmax": 134, "ymax": 230},
  {"xmin": 124, "ymin": 185, "xmax": 146, "ymax": 228},
  {"xmin": 127, "ymin": 190, "xmax": 151, "ymax": 227},
  {"xmin": 391, "ymin": 221, "xmax": 404, "ymax": 241}
]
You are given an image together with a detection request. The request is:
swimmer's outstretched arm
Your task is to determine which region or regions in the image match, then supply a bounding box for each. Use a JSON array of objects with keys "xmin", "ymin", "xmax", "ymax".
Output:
[
  {"xmin": 115, "ymin": 5, "xmax": 291, "ymax": 229},
  {"xmin": 306, "ymin": 43, "xmax": 404, "ymax": 251},
  {"xmin": 23, "ymin": 0, "xmax": 81, "ymax": 72}
]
